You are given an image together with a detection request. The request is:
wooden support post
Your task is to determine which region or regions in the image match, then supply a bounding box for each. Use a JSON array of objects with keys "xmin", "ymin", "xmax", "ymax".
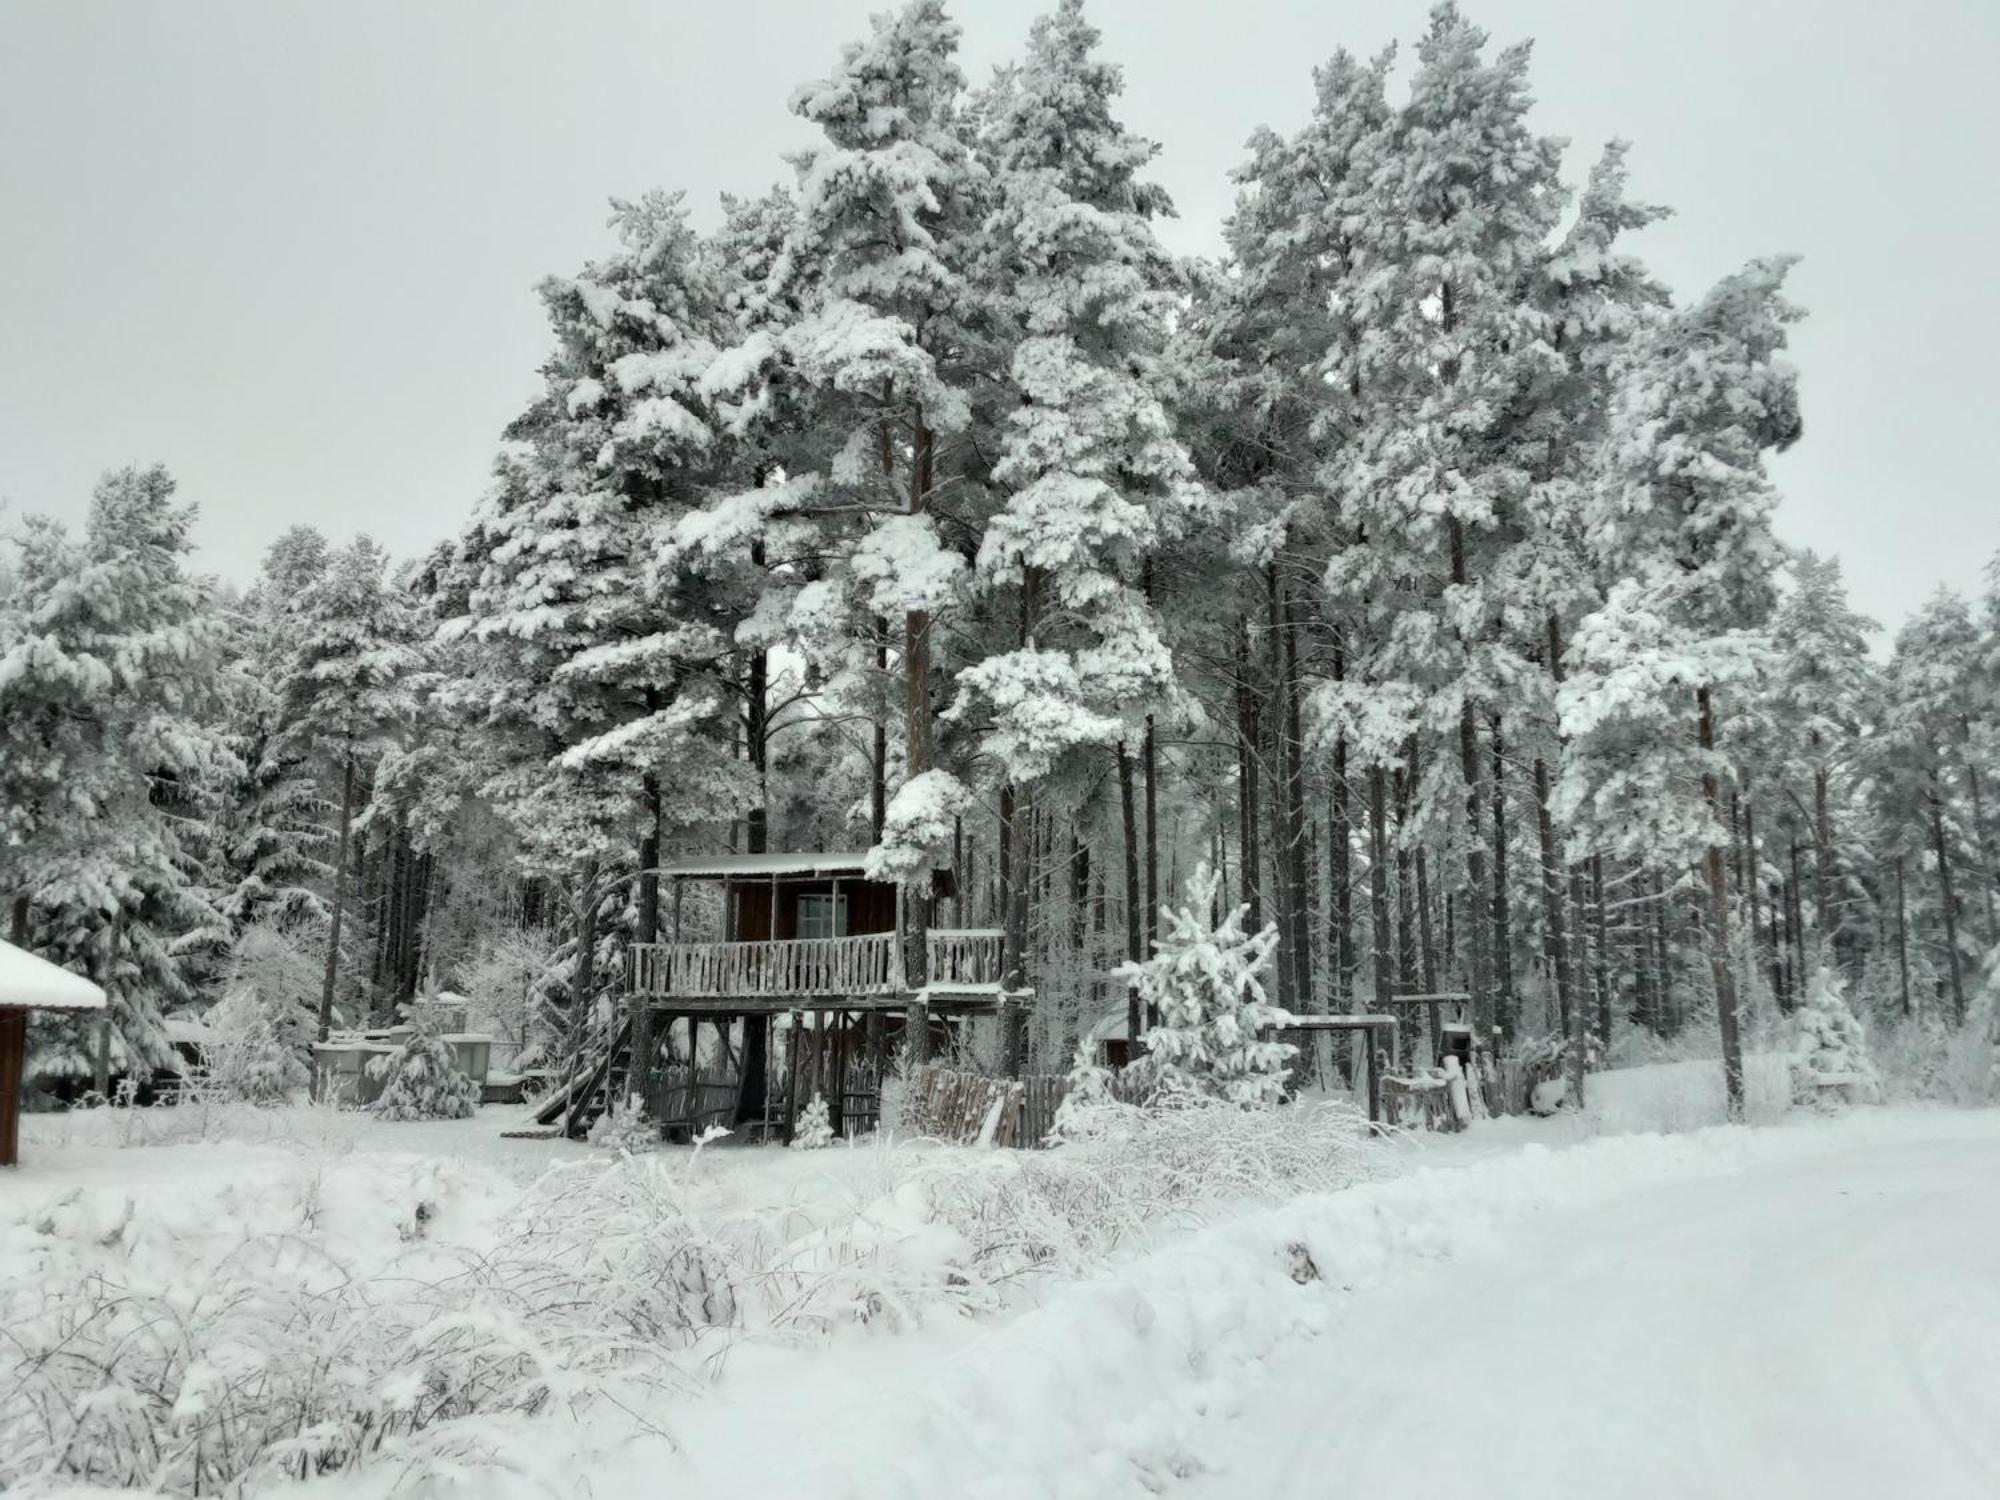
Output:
[{"xmin": 0, "ymin": 1008, "xmax": 25, "ymax": 1169}]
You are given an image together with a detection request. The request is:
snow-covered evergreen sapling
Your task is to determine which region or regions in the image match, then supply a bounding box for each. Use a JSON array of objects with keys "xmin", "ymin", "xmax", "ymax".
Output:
[
  {"xmin": 1049, "ymin": 1043, "xmax": 1120, "ymax": 1143},
  {"xmin": 370, "ymin": 1019, "xmax": 480, "ymax": 1121},
  {"xmin": 1789, "ymin": 969, "xmax": 1883, "ymax": 1107},
  {"xmin": 588, "ymin": 1092, "xmax": 660, "ymax": 1153},
  {"xmin": 792, "ymin": 1092, "xmax": 834, "ymax": 1149},
  {"xmin": 1118, "ymin": 864, "xmax": 1294, "ymax": 1106}
]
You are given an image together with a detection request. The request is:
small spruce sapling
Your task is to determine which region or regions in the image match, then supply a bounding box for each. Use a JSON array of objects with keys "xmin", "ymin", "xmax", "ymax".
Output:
[
  {"xmin": 370, "ymin": 1018, "xmax": 480, "ymax": 1121},
  {"xmin": 1118, "ymin": 864, "xmax": 1295, "ymax": 1106},
  {"xmin": 792, "ymin": 1092, "xmax": 834, "ymax": 1149},
  {"xmin": 1789, "ymin": 969, "xmax": 1883, "ymax": 1107},
  {"xmin": 588, "ymin": 1092, "xmax": 660, "ymax": 1153},
  {"xmin": 1049, "ymin": 1044, "xmax": 1118, "ymax": 1143}
]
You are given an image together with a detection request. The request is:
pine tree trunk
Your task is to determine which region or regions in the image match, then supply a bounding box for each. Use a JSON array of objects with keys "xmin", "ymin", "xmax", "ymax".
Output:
[
  {"xmin": 1894, "ymin": 852, "xmax": 1914, "ymax": 1017},
  {"xmin": 1800, "ymin": 848, "xmax": 1816, "ymax": 1000},
  {"xmin": 1001, "ymin": 784, "xmax": 1031, "ymax": 1077},
  {"xmin": 1234, "ymin": 622, "xmax": 1263, "ymax": 934},
  {"xmin": 1446, "ymin": 518, "xmax": 1495, "ymax": 1076},
  {"xmin": 1394, "ymin": 758, "xmax": 1416, "ymax": 996},
  {"xmin": 1119, "ymin": 743, "xmax": 1143, "ymax": 1050},
  {"xmin": 1697, "ymin": 686, "xmax": 1746, "ymax": 1119},
  {"xmin": 1812, "ymin": 762, "xmax": 1835, "ymax": 959},
  {"xmin": 1744, "ymin": 798, "xmax": 1776, "ymax": 1008},
  {"xmin": 899, "ymin": 417, "xmax": 937, "ymax": 1057},
  {"xmin": 8, "ymin": 893, "xmax": 26, "ymax": 946},
  {"xmin": 1368, "ymin": 764, "xmax": 1394, "ymax": 1010},
  {"xmin": 1929, "ymin": 783, "xmax": 1966, "ymax": 1022},
  {"xmin": 1143, "ymin": 717, "xmax": 1160, "ymax": 954},
  {"xmin": 1534, "ymin": 755, "xmax": 1579, "ymax": 1093},
  {"xmin": 1490, "ymin": 715, "xmax": 1515, "ymax": 1039},
  {"xmin": 1274, "ymin": 571, "xmax": 1314, "ymax": 1011},
  {"xmin": 316, "ymin": 755, "xmax": 357, "ymax": 1047},
  {"xmin": 1958, "ymin": 725, "xmax": 1999, "ymax": 947},
  {"xmin": 1591, "ymin": 854, "xmax": 1613, "ymax": 1044},
  {"xmin": 1331, "ymin": 742, "xmax": 1353, "ymax": 1012},
  {"xmin": 871, "ymin": 621, "xmax": 888, "ymax": 842}
]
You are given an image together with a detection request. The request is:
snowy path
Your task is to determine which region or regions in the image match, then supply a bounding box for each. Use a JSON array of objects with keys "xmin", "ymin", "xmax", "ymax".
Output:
[{"xmin": 1190, "ymin": 1117, "xmax": 2000, "ymax": 1500}]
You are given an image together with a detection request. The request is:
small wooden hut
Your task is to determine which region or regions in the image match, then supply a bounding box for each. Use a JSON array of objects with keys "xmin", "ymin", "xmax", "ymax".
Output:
[{"xmin": 0, "ymin": 938, "xmax": 108, "ymax": 1167}]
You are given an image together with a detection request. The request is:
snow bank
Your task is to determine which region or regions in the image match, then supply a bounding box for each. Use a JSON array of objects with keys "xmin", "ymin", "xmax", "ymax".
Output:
[{"xmin": 0, "ymin": 1102, "xmax": 1370, "ymax": 1497}]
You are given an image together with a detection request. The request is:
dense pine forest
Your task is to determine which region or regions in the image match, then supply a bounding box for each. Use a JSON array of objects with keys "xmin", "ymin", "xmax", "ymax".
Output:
[{"xmin": 3, "ymin": 0, "xmax": 1992, "ymax": 1115}]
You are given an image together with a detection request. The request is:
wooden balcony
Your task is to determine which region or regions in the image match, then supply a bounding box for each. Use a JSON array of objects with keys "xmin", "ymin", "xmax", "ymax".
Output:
[{"xmin": 628, "ymin": 928, "xmax": 1004, "ymax": 1005}]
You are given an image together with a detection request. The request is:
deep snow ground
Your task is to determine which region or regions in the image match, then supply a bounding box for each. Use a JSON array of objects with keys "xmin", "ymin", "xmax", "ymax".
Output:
[
  {"xmin": 1186, "ymin": 1110, "xmax": 2000, "ymax": 1500},
  {"xmin": 6, "ymin": 1076, "xmax": 1996, "ymax": 1499}
]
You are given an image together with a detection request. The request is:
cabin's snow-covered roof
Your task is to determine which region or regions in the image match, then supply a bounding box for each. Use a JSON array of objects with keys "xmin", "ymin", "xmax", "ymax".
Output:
[
  {"xmin": 0, "ymin": 939, "xmax": 107, "ymax": 1012},
  {"xmin": 660, "ymin": 851, "xmax": 878, "ymax": 879}
]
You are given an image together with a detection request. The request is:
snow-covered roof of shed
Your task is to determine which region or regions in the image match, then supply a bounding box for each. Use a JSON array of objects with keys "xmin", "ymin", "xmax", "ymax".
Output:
[
  {"xmin": 0, "ymin": 939, "xmax": 107, "ymax": 1012},
  {"xmin": 659, "ymin": 851, "xmax": 879, "ymax": 879}
]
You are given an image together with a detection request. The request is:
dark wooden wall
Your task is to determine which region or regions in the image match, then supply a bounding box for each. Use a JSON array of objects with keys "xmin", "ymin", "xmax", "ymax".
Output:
[
  {"xmin": 0, "ymin": 1007, "xmax": 26, "ymax": 1168},
  {"xmin": 725, "ymin": 878, "xmax": 898, "ymax": 941}
]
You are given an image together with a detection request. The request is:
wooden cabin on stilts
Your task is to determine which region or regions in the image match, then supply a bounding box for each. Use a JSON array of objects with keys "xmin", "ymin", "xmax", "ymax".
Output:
[{"xmin": 538, "ymin": 852, "xmax": 1014, "ymax": 1141}]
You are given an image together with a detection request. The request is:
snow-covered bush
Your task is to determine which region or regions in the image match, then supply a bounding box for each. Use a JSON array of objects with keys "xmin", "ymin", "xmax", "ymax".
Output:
[
  {"xmin": 460, "ymin": 927, "xmax": 564, "ymax": 1073},
  {"xmin": 1788, "ymin": 969, "xmax": 1882, "ymax": 1107},
  {"xmin": 215, "ymin": 915, "xmax": 320, "ymax": 1057},
  {"xmin": 793, "ymin": 1092, "xmax": 834, "ymax": 1149},
  {"xmin": 202, "ymin": 984, "xmax": 309, "ymax": 1103},
  {"xmin": 588, "ymin": 1092, "xmax": 659, "ymax": 1153},
  {"xmin": 370, "ymin": 1022, "xmax": 479, "ymax": 1121},
  {"xmin": 1048, "ymin": 1044, "xmax": 1115, "ymax": 1143},
  {"xmin": 1119, "ymin": 864, "xmax": 1293, "ymax": 1105}
]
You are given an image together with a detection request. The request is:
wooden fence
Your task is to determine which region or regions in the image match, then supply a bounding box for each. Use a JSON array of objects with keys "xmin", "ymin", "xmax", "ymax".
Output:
[{"xmin": 903, "ymin": 1066, "xmax": 1089, "ymax": 1148}]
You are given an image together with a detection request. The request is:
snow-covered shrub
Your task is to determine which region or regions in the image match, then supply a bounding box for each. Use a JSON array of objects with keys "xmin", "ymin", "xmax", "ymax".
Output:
[
  {"xmin": 1788, "ymin": 969, "xmax": 1882, "ymax": 1107},
  {"xmin": 370, "ymin": 1022, "xmax": 479, "ymax": 1121},
  {"xmin": 588, "ymin": 1092, "xmax": 659, "ymax": 1153},
  {"xmin": 460, "ymin": 927, "xmax": 564, "ymax": 1073},
  {"xmin": 1119, "ymin": 864, "xmax": 1293, "ymax": 1105},
  {"xmin": 919, "ymin": 1098, "xmax": 1374, "ymax": 1291},
  {"xmin": 793, "ymin": 1092, "xmax": 834, "ymax": 1149},
  {"xmin": 202, "ymin": 984, "xmax": 309, "ymax": 1103},
  {"xmin": 214, "ymin": 915, "xmax": 321, "ymax": 1056},
  {"xmin": 1048, "ymin": 1044, "xmax": 1116, "ymax": 1143}
]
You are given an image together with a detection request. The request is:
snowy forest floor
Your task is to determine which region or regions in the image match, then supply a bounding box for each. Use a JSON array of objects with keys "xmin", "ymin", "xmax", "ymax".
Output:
[{"xmin": 5, "ymin": 1063, "xmax": 1994, "ymax": 1498}]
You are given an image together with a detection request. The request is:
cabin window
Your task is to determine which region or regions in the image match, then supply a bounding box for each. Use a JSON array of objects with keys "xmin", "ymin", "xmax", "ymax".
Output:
[{"xmin": 796, "ymin": 893, "xmax": 849, "ymax": 940}]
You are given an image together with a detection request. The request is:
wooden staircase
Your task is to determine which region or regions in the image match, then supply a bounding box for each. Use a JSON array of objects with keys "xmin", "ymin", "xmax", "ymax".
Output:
[{"xmin": 531, "ymin": 1016, "xmax": 634, "ymax": 1139}]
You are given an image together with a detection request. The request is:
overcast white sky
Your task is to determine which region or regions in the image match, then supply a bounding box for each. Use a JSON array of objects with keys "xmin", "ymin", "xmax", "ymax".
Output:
[{"xmin": 3, "ymin": 0, "xmax": 1994, "ymax": 632}]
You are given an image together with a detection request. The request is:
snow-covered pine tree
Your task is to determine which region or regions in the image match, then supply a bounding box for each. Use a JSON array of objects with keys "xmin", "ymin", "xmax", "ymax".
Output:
[
  {"xmin": 1789, "ymin": 968, "xmax": 1882, "ymax": 1107},
  {"xmin": 213, "ymin": 526, "xmax": 334, "ymax": 934},
  {"xmin": 1766, "ymin": 552, "xmax": 1881, "ymax": 971},
  {"xmin": 276, "ymin": 536, "xmax": 422, "ymax": 1040},
  {"xmin": 1562, "ymin": 257, "xmax": 1804, "ymax": 1115},
  {"xmin": 769, "ymin": 0, "xmax": 997, "ymax": 1021},
  {"xmin": 370, "ymin": 1016, "xmax": 480, "ymax": 1121},
  {"xmin": 1120, "ymin": 863, "xmax": 1293, "ymax": 1105},
  {"xmin": 791, "ymin": 1091, "xmax": 834, "ymax": 1148},
  {"xmin": 1870, "ymin": 589, "xmax": 1987, "ymax": 1022},
  {"xmin": 0, "ymin": 467, "xmax": 235, "ymax": 1091},
  {"xmin": 1324, "ymin": 4, "xmax": 1568, "ymax": 1062}
]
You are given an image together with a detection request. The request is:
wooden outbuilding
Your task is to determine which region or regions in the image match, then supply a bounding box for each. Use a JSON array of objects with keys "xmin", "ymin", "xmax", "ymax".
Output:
[{"xmin": 0, "ymin": 937, "xmax": 108, "ymax": 1167}]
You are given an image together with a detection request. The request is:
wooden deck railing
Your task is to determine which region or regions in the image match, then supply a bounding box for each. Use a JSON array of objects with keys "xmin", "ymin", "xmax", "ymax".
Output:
[
  {"xmin": 629, "ymin": 928, "xmax": 1005, "ymax": 998},
  {"xmin": 926, "ymin": 928, "xmax": 1004, "ymax": 987}
]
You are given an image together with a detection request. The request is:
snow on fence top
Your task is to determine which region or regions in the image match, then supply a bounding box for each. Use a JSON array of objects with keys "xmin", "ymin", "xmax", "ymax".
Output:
[{"xmin": 0, "ymin": 938, "xmax": 106, "ymax": 1011}]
